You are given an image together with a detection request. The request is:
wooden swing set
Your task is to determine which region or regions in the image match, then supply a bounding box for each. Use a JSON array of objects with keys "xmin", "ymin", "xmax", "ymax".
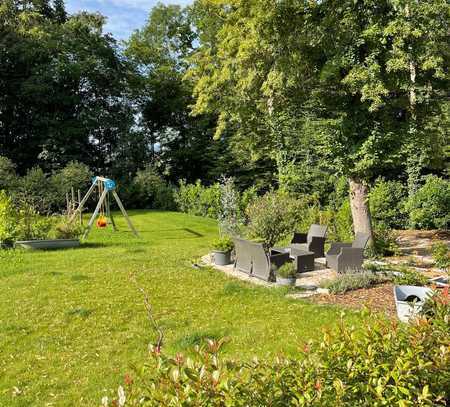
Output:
[{"xmin": 69, "ymin": 176, "xmax": 138, "ymax": 240}]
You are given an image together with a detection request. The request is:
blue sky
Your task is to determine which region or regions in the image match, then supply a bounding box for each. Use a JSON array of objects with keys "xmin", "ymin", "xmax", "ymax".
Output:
[{"xmin": 65, "ymin": 0, "xmax": 192, "ymax": 40}]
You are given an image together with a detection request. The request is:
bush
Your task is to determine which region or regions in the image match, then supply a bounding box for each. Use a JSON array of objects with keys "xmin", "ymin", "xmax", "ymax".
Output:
[
  {"xmin": 15, "ymin": 205, "xmax": 54, "ymax": 240},
  {"xmin": 51, "ymin": 161, "xmax": 93, "ymax": 209},
  {"xmin": 322, "ymin": 272, "xmax": 389, "ymax": 294},
  {"xmin": 392, "ymin": 266, "xmax": 428, "ymax": 286},
  {"xmin": 175, "ymin": 180, "xmax": 221, "ymax": 218},
  {"xmin": 218, "ymin": 177, "xmax": 241, "ymax": 235},
  {"xmin": 111, "ymin": 297, "xmax": 449, "ymax": 406},
  {"xmin": 369, "ymin": 178, "xmax": 407, "ymax": 229},
  {"xmin": 15, "ymin": 167, "xmax": 54, "ymax": 214},
  {"xmin": 330, "ymin": 199, "xmax": 353, "ymax": 242},
  {"xmin": 133, "ymin": 166, "xmax": 176, "ymax": 210},
  {"xmin": 239, "ymin": 186, "xmax": 258, "ymax": 218},
  {"xmin": 372, "ymin": 228, "xmax": 400, "ymax": 257},
  {"xmin": 245, "ymin": 191, "xmax": 304, "ymax": 247},
  {"xmin": 0, "ymin": 191, "xmax": 18, "ymax": 245},
  {"xmin": 51, "ymin": 218, "xmax": 84, "ymax": 239},
  {"xmin": 405, "ymin": 175, "xmax": 450, "ymax": 229},
  {"xmin": 212, "ymin": 236, "xmax": 234, "ymax": 252},
  {"xmin": 431, "ymin": 242, "xmax": 449, "ymax": 271}
]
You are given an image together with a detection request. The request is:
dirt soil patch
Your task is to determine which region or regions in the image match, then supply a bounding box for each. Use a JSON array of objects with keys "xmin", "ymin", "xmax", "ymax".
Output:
[{"xmin": 310, "ymin": 283, "xmax": 396, "ymax": 317}]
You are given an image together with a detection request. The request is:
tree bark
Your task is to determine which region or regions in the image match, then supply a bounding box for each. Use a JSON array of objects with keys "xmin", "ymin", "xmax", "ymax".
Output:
[{"xmin": 348, "ymin": 178, "xmax": 373, "ymax": 244}]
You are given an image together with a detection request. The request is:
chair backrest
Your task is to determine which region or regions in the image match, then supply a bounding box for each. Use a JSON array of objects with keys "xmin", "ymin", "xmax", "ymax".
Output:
[
  {"xmin": 352, "ymin": 232, "xmax": 371, "ymax": 249},
  {"xmin": 248, "ymin": 242, "xmax": 270, "ymax": 281},
  {"xmin": 307, "ymin": 224, "xmax": 328, "ymax": 242},
  {"xmin": 233, "ymin": 238, "xmax": 252, "ymax": 274}
]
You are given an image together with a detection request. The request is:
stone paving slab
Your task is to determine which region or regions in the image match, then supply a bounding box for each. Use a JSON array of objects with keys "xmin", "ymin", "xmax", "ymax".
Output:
[{"xmin": 201, "ymin": 254, "xmax": 337, "ymax": 289}]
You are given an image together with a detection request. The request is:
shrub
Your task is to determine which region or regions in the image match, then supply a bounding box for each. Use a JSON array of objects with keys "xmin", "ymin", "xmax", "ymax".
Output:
[
  {"xmin": 331, "ymin": 199, "xmax": 353, "ymax": 242},
  {"xmin": 0, "ymin": 191, "xmax": 18, "ymax": 245},
  {"xmin": 51, "ymin": 161, "xmax": 93, "ymax": 210},
  {"xmin": 372, "ymin": 228, "xmax": 401, "ymax": 257},
  {"xmin": 51, "ymin": 218, "xmax": 84, "ymax": 239},
  {"xmin": 392, "ymin": 266, "xmax": 428, "ymax": 286},
  {"xmin": 15, "ymin": 205, "xmax": 54, "ymax": 240},
  {"xmin": 218, "ymin": 177, "xmax": 241, "ymax": 235},
  {"xmin": 111, "ymin": 299, "xmax": 449, "ymax": 406},
  {"xmin": 245, "ymin": 191, "xmax": 304, "ymax": 247},
  {"xmin": 431, "ymin": 242, "xmax": 449, "ymax": 271},
  {"xmin": 239, "ymin": 185, "xmax": 258, "ymax": 218},
  {"xmin": 322, "ymin": 272, "xmax": 389, "ymax": 294},
  {"xmin": 212, "ymin": 236, "xmax": 234, "ymax": 252},
  {"xmin": 405, "ymin": 175, "xmax": 450, "ymax": 229},
  {"xmin": 369, "ymin": 178, "xmax": 407, "ymax": 229},
  {"xmin": 175, "ymin": 180, "xmax": 221, "ymax": 218},
  {"xmin": 15, "ymin": 167, "xmax": 54, "ymax": 214},
  {"xmin": 133, "ymin": 166, "xmax": 176, "ymax": 210},
  {"xmin": 276, "ymin": 261, "xmax": 296, "ymax": 278}
]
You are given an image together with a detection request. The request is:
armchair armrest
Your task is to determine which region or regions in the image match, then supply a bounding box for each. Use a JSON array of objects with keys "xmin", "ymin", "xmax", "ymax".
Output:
[
  {"xmin": 269, "ymin": 251, "xmax": 291, "ymax": 269},
  {"xmin": 327, "ymin": 242, "xmax": 352, "ymax": 255},
  {"xmin": 291, "ymin": 232, "xmax": 307, "ymax": 244}
]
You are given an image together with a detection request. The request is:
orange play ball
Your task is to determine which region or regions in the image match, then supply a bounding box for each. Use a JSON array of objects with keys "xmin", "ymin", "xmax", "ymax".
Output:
[{"xmin": 96, "ymin": 216, "xmax": 107, "ymax": 228}]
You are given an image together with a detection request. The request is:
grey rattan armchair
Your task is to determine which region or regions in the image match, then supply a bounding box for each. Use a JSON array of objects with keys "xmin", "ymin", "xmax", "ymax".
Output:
[
  {"xmin": 233, "ymin": 238, "xmax": 290, "ymax": 281},
  {"xmin": 326, "ymin": 232, "xmax": 371, "ymax": 273},
  {"xmin": 291, "ymin": 224, "xmax": 328, "ymax": 258},
  {"xmin": 233, "ymin": 238, "xmax": 252, "ymax": 274}
]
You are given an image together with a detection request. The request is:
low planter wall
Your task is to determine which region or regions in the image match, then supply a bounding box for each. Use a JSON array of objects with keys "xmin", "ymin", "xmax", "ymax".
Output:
[{"xmin": 15, "ymin": 239, "xmax": 80, "ymax": 250}]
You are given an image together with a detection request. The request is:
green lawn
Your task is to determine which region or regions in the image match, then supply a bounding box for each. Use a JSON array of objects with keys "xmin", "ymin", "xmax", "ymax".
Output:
[{"xmin": 0, "ymin": 211, "xmax": 363, "ymax": 406}]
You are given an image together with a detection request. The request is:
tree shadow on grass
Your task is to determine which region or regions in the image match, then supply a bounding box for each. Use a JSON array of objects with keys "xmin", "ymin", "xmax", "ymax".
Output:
[{"xmin": 138, "ymin": 228, "xmax": 204, "ymax": 238}]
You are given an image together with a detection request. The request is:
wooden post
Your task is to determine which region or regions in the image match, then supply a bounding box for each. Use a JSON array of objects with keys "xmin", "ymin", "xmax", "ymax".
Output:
[
  {"xmin": 112, "ymin": 190, "xmax": 138, "ymax": 237},
  {"xmin": 77, "ymin": 189, "xmax": 82, "ymax": 225},
  {"xmin": 69, "ymin": 181, "xmax": 97, "ymax": 223}
]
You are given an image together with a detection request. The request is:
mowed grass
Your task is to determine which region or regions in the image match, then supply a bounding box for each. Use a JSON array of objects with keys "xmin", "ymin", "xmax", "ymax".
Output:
[{"xmin": 0, "ymin": 211, "xmax": 363, "ymax": 406}]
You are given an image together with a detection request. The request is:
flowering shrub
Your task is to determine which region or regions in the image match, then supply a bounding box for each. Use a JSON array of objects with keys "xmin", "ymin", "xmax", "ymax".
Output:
[{"xmin": 107, "ymin": 292, "xmax": 449, "ymax": 406}]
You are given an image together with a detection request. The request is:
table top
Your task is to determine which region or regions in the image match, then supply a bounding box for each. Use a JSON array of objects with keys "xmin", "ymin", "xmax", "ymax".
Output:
[{"xmin": 272, "ymin": 246, "xmax": 314, "ymax": 257}]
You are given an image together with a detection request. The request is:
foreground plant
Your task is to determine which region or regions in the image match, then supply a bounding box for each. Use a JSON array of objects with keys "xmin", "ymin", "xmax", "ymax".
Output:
[{"xmin": 107, "ymin": 292, "xmax": 449, "ymax": 406}]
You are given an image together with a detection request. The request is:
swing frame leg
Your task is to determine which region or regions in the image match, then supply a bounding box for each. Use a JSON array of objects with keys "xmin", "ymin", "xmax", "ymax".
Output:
[
  {"xmin": 82, "ymin": 188, "xmax": 108, "ymax": 240},
  {"xmin": 112, "ymin": 191, "xmax": 139, "ymax": 237}
]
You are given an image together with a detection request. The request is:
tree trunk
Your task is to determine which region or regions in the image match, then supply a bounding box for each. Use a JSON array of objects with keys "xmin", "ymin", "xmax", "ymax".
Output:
[{"xmin": 348, "ymin": 178, "xmax": 373, "ymax": 245}]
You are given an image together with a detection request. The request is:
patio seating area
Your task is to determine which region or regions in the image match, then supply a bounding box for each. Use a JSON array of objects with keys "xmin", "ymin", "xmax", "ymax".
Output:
[{"xmin": 207, "ymin": 225, "xmax": 372, "ymax": 290}]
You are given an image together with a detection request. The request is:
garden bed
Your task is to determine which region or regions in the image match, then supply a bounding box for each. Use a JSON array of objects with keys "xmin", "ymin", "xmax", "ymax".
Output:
[{"xmin": 308, "ymin": 283, "xmax": 397, "ymax": 317}]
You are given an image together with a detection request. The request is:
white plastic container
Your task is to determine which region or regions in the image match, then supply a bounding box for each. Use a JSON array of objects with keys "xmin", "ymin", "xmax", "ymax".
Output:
[{"xmin": 393, "ymin": 285, "xmax": 433, "ymax": 323}]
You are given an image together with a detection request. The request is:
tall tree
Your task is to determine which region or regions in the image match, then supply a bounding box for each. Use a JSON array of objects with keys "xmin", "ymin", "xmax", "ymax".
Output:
[
  {"xmin": 189, "ymin": 0, "xmax": 449, "ymax": 239},
  {"xmin": 0, "ymin": 1, "xmax": 135, "ymax": 173},
  {"xmin": 126, "ymin": 4, "xmax": 236, "ymax": 184}
]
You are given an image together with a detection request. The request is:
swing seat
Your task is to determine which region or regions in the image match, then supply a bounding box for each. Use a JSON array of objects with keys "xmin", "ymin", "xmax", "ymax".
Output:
[{"xmin": 96, "ymin": 216, "xmax": 107, "ymax": 228}]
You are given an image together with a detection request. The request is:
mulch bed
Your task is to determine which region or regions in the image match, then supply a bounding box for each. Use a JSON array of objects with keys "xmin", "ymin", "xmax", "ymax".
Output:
[{"xmin": 309, "ymin": 283, "xmax": 397, "ymax": 318}]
